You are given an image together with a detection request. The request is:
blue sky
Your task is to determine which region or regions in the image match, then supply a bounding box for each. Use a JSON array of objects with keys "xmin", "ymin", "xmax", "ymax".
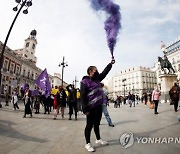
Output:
[{"xmin": 0, "ymin": 0, "xmax": 180, "ymax": 87}]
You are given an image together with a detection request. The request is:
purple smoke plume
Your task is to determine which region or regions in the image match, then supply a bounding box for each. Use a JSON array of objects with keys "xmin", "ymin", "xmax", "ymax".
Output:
[{"xmin": 90, "ymin": 0, "xmax": 121, "ymax": 58}]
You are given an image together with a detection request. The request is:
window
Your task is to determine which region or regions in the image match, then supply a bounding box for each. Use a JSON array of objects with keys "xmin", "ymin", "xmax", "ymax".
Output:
[
  {"xmin": 3, "ymin": 60, "xmax": 8, "ymax": 70},
  {"xmin": 26, "ymin": 42, "xmax": 30, "ymax": 47},
  {"xmin": 32, "ymin": 73, "xmax": 34, "ymax": 79},
  {"xmin": 32, "ymin": 43, "xmax": 35, "ymax": 49},
  {"xmin": 23, "ymin": 70, "xmax": 26, "ymax": 76},
  {"xmin": 28, "ymin": 71, "xmax": 30, "ymax": 78},
  {"xmin": 6, "ymin": 76, "xmax": 9, "ymax": 81},
  {"xmin": 16, "ymin": 66, "xmax": 20, "ymax": 75},
  {"xmin": 2, "ymin": 75, "xmax": 5, "ymax": 81},
  {"xmin": 10, "ymin": 63, "xmax": 14, "ymax": 73}
]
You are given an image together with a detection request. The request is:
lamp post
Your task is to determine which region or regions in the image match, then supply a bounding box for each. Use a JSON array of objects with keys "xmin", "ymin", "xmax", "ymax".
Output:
[
  {"xmin": 0, "ymin": 0, "xmax": 33, "ymax": 107},
  {"xmin": 122, "ymin": 78, "xmax": 126, "ymax": 97},
  {"xmin": 74, "ymin": 76, "xmax": 78, "ymax": 88},
  {"xmin": 58, "ymin": 56, "xmax": 68, "ymax": 88}
]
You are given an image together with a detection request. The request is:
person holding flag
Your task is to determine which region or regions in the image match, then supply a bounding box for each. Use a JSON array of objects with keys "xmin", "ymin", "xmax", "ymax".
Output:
[{"xmin": 35, "ymin": 68, "xmax": 51, "ymax": 98}]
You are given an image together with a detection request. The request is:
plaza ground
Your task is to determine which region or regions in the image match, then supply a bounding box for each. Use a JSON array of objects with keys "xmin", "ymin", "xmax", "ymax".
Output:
[{"xmin": 0, "ymin": 101, "xmax": 180, "ymax": 154}]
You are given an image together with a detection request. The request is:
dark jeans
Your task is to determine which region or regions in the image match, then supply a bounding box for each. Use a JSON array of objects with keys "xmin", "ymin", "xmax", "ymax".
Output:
[
  {"xmin": 153, "ymin": 100, "xmax": 159, "ymax": 113},
  {"xmin": 69, "ymin": 102, "xmax": 77, "ymax": 118},
  {"xmin": 44, "ymin": 104, "xmax": 50, "ymax": 113},
  {"xmin": 13, "ymin": 103, "xmax": 19, "ymax": 110},
  {"xmin": 85, "ymin": 105, "xmax": 102, "ymax": 144},
  {"xmin": 173, "ymin": 99, "xmax": 179, "ymax": 111},
  {"xmin": 77, "ymin": 99, "xmax": 82, "ymax": 112},
  {"xmin": 145, "ymin": 100, "xmax": 148, "ymax": 105},
  {"xmin": 130, "ymin": 100, "xmax": 135, "ymax": 107}
]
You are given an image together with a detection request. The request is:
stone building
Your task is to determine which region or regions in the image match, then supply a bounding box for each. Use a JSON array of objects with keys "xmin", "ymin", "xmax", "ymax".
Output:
[
  {"xmin": 112, "ymin": 66, "xmax": 157, "ymax": 98},
  {"xmin": 0, "ymin": 30, "xmax": 55, "ymax": 95}
]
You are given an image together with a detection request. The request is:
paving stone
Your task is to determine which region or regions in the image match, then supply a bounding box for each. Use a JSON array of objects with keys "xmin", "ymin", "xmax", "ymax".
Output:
[{"xmin": 0, "ymin": 101, "xmax": 180, "ymax": 154}]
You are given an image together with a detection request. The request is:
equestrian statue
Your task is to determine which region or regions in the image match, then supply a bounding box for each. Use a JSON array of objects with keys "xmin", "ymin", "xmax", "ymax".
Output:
[{"xmin": 158, "ymin": 55, "xmax": 175, "ymax": 74}]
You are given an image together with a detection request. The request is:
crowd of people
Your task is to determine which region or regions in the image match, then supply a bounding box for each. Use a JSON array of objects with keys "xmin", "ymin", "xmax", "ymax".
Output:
[
  {"xmin": 20, "ymin": 84, "xmax": 82, "ymax": 120},
  {"xmin": 1, "ymin": 60, "xmax": 180, "ymax": 152},
  {"xmin": 111, "ymin": 81, "xmax": 180, "ymax": 115}
]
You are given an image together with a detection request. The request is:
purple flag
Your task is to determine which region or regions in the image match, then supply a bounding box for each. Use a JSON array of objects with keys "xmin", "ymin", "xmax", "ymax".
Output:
[{"xmin": 35, "ymin": 68, "xmax": 51, "ymax": 98}]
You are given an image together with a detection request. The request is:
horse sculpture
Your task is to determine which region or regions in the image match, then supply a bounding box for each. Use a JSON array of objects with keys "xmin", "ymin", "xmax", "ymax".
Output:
[{"xmin": 158, "ymin": 56, "xmax": 175, "ymax": 74}]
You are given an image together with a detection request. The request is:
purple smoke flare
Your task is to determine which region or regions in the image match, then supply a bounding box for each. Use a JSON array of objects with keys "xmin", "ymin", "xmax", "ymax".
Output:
[{"xmin": 90, "ymin": 0, "xmax": 121, "ymax": 58}]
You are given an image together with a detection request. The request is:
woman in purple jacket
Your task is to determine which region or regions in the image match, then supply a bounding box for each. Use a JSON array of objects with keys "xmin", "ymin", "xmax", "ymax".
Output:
[{"xmin": 80, "ymin": 59, "xmax": 115, "ymax": 152}]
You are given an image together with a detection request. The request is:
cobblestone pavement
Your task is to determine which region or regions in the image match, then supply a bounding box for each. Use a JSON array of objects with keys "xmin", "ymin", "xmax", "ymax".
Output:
[{"xmin": 0, "ymin": 101, "xmax": 180, "ymax": 154}]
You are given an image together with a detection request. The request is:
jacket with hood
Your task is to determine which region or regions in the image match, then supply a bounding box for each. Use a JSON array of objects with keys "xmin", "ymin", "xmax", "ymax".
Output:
[{"xmin": 80, "ymin": 63, "xmax": 112, "ymax": 113}]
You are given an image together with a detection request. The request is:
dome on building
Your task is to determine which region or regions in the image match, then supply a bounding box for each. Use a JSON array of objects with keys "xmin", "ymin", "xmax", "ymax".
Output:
[{"xmin": 30, "ymin": 29, "xmax": 37, "ymax": 38}]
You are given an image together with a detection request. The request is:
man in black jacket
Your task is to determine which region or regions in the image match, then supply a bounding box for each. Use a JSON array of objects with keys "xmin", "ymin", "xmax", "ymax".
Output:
[
  {"xmin": 67, "ymin": 84, "xmax": 78, "ymax": 120},
  {"xmin": 169, "ymin": 82, "xmax": 180, "ymax": 112}
]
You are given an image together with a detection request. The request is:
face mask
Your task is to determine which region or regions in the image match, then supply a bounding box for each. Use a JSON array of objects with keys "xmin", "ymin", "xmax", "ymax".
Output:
[{"xmin": 92, "ymin": 71, "xmax": 99, "ymax": 80}]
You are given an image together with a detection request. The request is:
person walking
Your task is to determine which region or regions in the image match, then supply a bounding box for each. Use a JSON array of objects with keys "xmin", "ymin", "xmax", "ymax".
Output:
[
  {"xmin": 44, "ymin": 95, "xmax": 52, "ymax": 114},
  {"xmin": 144, "ymin": 93, "xmax": 148, "ymax": 106},
  {"xmin": 33, "ymin": 87, "xmax": 41, "ymax": 114},
  {"xmin": 80, "ymin": 59, "xmax": 115, "ymax": 152},
  {"xmin": 23, "ymin": 84, "xmax": 32, "ymax": 118},
  {"xmin": 57, "ymin": 86, "xmax": 67, "ymax": 119},
  {"xmin": 169, "ymin": 82, "xmax": 180, "ymax": 112},
  {"xmin": 53, "ymin": 89, "xmax": 59, "ymax": 120},
  {"xmin": 130, "ymin": 93, "xmax": 136, "ymax": 107},
  {"xmin": 11, "ymin": 88, "xmax": 19, "ymax": 110},
  {"xmin": 128, "ymin": 92, "xmax": 132, "ymax": 107},
  {"xmin": 4, "ymin": 85, "xmax": 9, "ymax": 106},
  {"xmin": 151, "ymin": 86, "xmax": 161, "ymax": 114},
  {"xmin": 67, "ymin": 84, "xmax": 78, "ymax": 120},
  {"xmin": 136, "ymin": 95, "xmax": 139, "ymax": 105},
  {"xmin": 101, "ymin": 83, "xmax": 114, "ymax": 127},
  {"xmin": 77, "ymin": 88, "xmax": 83, "ymax": 114}
]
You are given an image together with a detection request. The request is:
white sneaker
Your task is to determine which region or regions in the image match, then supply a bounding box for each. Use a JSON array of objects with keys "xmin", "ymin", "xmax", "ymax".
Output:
[
  {"xmin": 85, "ymin": 143, "xmax": 95, "ymax": 152},
  {"xmin": 95, "ymin": 139, "xmax": 108, "ymax": 145}
]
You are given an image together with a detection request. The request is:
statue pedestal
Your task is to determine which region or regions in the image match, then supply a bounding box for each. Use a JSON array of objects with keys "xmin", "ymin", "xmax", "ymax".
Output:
[{"xmin": 159, "ymin": 74, "xmax": 177, "ymax": 103}]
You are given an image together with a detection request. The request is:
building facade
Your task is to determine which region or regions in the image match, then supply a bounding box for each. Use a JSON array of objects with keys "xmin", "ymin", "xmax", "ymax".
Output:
[
  {"xmin": 0, "ymin": 30, "xmax": 67, "ymax": 95},
  {"xmin": 52, "ymin": 73, "xmax": 61, "ymax": 88},
  {"xmin": 0, "ymin": 42, "xmax": 22, "ymax": 94},
  {"xmin": 112, "ymin": 67, "xmax": 157, "ymax": 98}
]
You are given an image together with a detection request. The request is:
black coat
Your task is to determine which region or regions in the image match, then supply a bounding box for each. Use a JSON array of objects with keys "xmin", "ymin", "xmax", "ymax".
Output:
[
  {"xmin": 66, "ymin": 85, "xmax": 77, "ymax": 104},
  {"xmin": 57, "ymin": 89, "xmax": 67, "ymax": 107}
]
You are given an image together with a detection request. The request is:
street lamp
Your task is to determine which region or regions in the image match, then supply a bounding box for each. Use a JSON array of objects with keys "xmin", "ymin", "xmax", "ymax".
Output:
[
  {"xmin": 122, "ymin": 78, "xmax": 126, "ymax": 97},
  {"xmin": 74, "ymin": 76, "xmax": 78, "ymax": 88},
  {"xmin": 0, "ymin": 0, "xmax": 33, "ymax": 107},
  {"xmin": 58, "ymin": 56, "xmax": 68, "ymax": 87}
]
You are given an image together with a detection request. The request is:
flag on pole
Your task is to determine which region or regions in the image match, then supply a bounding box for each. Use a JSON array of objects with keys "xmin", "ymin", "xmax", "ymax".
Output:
[{"xmin": 35, "ymin": 68, "xmax": 51, "ymax": 98}]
